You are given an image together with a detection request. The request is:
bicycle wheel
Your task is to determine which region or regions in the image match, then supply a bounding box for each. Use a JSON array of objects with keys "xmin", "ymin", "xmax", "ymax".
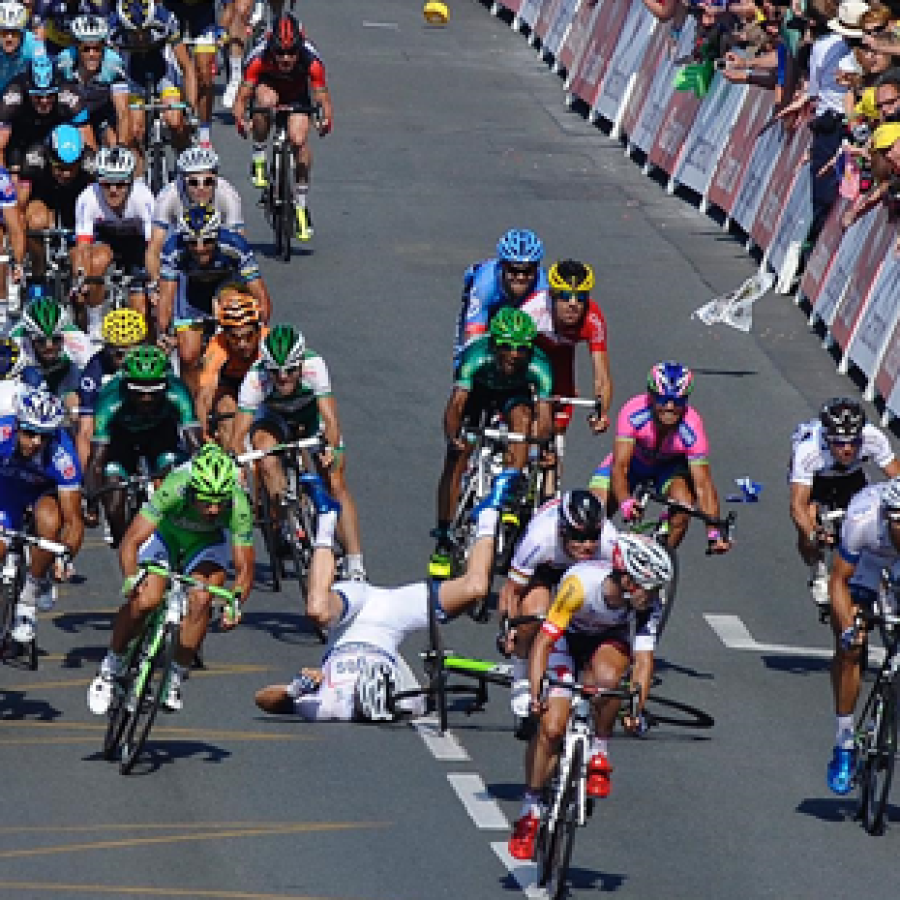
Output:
[
  {"xmin": 654, "ymin": 545, "xmax": 679, "ymax": 641},
  {"xmin": 861, "ymin": 680, "xmax": 897, "ymax": 835},
  {"xmin": 538, "ymin": 740, "xmax": 581, "ymax": 899},
  {"xmin": 102, "ymin": 634, "xmax": 145, "ymax": 761},
  {"xmin": 118, "ymin": 622, "xmax": 177, "ymax": 775},
  {"xmin": 271, "ymin": 148, "xmax": 285, "ymax": 258},
  {"xmin": 278, "ymin": 143, "xmax": 293, "ymax": 263},
  {"xmin": 259, "ymin": 482, "xmax": 282, "ymax": 592}
]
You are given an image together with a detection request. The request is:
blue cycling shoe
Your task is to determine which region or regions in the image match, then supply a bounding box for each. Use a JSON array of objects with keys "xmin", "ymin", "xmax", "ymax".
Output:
[
  {"xmin": 300, "ymin": 474, "xmax": 342, "ymax": 517},
  {"xmin": 473, "ymin": 469, "xmax": 523, "ymax": 518},
  {"xmin": 826, "ymin": 746, "xmax": 856, "ymax": 795}
]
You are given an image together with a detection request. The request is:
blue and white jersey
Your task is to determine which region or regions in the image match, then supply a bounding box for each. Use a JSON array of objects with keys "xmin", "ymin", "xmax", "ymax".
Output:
[
  {"xmin": 0, "ymin": 415, "xmax": 81, "ymax": 529},
  {"xmin": 0, "ymin": 366, "xmax": 48, "ymax": 418},
  {"xmin": 453, "ymin": 258, "xmax": 550, "ymax": 367},
  {"xmin": 0, "ymin": 31, "xmax": 47, "ymax": 95},
  {"xmin": 56, "ymin": 45, "xmax": 128, "ymax": 92},
  {"xmin": 32, "ymin": 0, "xmax": 110, "ymax": 51},
  {"xmin": 108, "ymin": 3, "xmax": 182, "ymax": 91},
  {"xmin": 838, "ymin": 483, "xmax": 900, "ymax": 593}
]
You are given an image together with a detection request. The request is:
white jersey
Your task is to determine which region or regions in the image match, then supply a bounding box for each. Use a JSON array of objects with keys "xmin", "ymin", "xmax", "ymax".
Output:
[
  {"xmin": 18, "ymin": 328, "xmax": 95, "ymax": 370},
  {"xmin": 789, "ymin": 422, "xmax": 894, "ymax": 486},
  {"xmin": 291, "ymin": 580, "xmax": 431, "ymax": 722},
  {"xmin": 237, "ymin": 353, "xmax": 332, "ymax": 414},
  {"xmin": 839, "ymin": 483, "xmax": 900, "ymax": 591},
  {"xmin": 508, "ymin": 499, "xmax": 618, "ymax": 586},
  {"xmin": 152, "ymin": 177, "xmax": 244, "ymax": 233},
  {"xmin": 75, "ymin": 180, "xmax": 155, "ymax": 244}
]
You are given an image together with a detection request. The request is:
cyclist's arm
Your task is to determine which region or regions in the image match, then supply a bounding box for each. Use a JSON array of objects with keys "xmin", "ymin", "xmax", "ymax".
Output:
[
  {"xmin": 244, "ymin": 273, "xmax": 271, "ymax": 322},
  {"xmin": 610, "ymin": 437, "xmax": 635, "ymax": 506},
  {"xmin": 118, "ymin": 512, "xmax": 156, "ymax": 579},
  {"xmin": 58, "ymin": 487, "xmax": 85, "ymax": 558},
  {"xmin": 631, "ymin": 648, "xmax": 653, "ymax": 718},
  {"xmin": 230, "ymin": 490, "xmax": 255, "ymax": 602},
  {"xmin": 530, "ymin": 573, "xmax": 583, "ymax": 704},
  {"xmin": 885, "ymin": 459, "xmax": 900, "ymax": 477},
  {"xmin": 146, "ymin": 224, "xmax": 168, "ymax": 282},
  {"xmin": 75, "ymin": 415, "xmax": 93, "ymax": 470},
  {"xmin": 232, "ymin": 80, "xmax": 253, "ymax": 123},
  {"xmin": 0, "ymin": 125, "xmax": 11, "ymax": 169},
  {"xmin": 194, "ymin": 381, "xmax": 217, "ymax": 441},
  {"xmin": 498, "ymin": 577, "xmax": 527, "ymax": 621},
  {"xmin": 231, "ymin": 409, "xmax": 254, "ymax": 456},
  {"xmin": 85, "ymin": 440, "xmax": 108, "ymax": 505},
  {"xmin": 532, "ymin": 398, "xmax": 553, "ymax": 441},
  {"xmin": 157, "ymin": 278, "xmax": 176, "ymax": 335},
  {"xmin": 112, "ymin": 88, "xmax": 131, "ymax": 146},
  {"xmin": 443, "ymin": 387, "xmax": 469, "ymax": 443},
  {"xmin": 316, "ymin": 394, "xmax": 340, "ymax": 453},
  {"xmin": 690, "ymin": 461, "xmax": 721, "ymax": 522},
  {"xmin": 232, "ymin": 542, "xmax": 254, "ymax": 605},
  {"xmin": 590, "ymin": 348, "xmax": 612, "ymax": 422},
  {"xmin": 789, "ymin": 481, "xmax": 818, "ymax": 544}
]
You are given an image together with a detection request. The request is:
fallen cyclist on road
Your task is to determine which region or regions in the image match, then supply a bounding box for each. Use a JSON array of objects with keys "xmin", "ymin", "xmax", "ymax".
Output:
[{"xmin": 255, "ymin": 470, "xmax": 523, "ymax": 722}]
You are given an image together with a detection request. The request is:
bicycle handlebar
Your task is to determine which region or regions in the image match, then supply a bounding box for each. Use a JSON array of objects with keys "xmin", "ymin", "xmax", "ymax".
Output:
[
  {"xmin": 236, "ymin": 435, "xmax": 325, "ymax": 465},
  {"xmin": 138, "ymin": 561, "xmax": 241, "ymax": 619},
  {"xmin": 551, "ymin": 396, "xmax": 603, "ymax": 414},
  {"xmin": 461, "ymin": 426, "xmax": 549, "ymax": 447},
  {"xmin": 0, "ymin": 524, "xmax": 67, "ymax": 557},
  {"xmin": 633, "ymin": 485, "xmax": 736, "ymax": 543}
]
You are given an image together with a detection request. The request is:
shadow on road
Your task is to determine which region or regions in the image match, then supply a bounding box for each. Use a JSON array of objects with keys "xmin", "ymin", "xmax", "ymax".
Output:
[
  {"xmin": 59, "ymin": 644, "xmax": 106, "ymax": 669},
  {"xmin": 85, "ymin": 739, "xmax": 231, "ymax": 773},
  {"xmin": 239, "ymin": 609, "xmax": 324, "ymax": 645},
  {"xmin": 0, "ymin": 689, "xmax": 61, "ymax": 720},
  {"xmin": 794, "ymin": 796, "xmax": 881, "ymax": 824},
  {"xmin": 51, "ymin": 610, "xmax": 113, "ymax": 636},
  {"xmin": 654, "ymin": 658, "xmax": 715, "ymax": 681},
  {"xmin": 500, "ymin": 867, "xmax": 626, "ymax": 893},
  {"xmin": 761, "ymin": 654, "xmax": 831, "ymax": 675}
]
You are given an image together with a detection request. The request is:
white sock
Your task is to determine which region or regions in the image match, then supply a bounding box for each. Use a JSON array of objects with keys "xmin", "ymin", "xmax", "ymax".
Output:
[
  {"xmin": 590, "ymin": 737, "xmax": 609, "ymax": 757},
  {"xmin": 294, "ymin": 183, "xmax": 308, "ymax": 207},
  {"xmin": 229, "ymin": 54, "xmax": 243, "ymax": 81},
  {"xmin": 314, "ymin": 510, "xmax": 338, "ymax": 549},
  {"xmin": 198, "ymin": 124, "xmax": 211, "ymax": 144},
  {"xmin": 252, "ymin": 146, "xmax": 266, "ymax": 164},
  {"xmin": 86, "ymin": 304, "xmax": 103, "ymax": 338},
  {"xmin": 519, "ymin": 791, "xmax": 540, "ymax": 818},
  {"xmin": 512, "ymin": 656, "xmax": 528, "ymax": 683},
  {"xmin": 836, "ymin": 714, "xmax": 855, "ymax": 750},
  {"xmin": 346, "ymin": 553, "xmax": 364, "ymax": 573},
  {"xmin": 475, "ymin": 507, "xmax": 499, "ymax": 539}
]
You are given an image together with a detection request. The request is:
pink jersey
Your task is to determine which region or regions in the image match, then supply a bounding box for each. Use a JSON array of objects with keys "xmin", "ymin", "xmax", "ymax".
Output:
[{"xmin": 616, "ymin": 394, "xmax": 710, "ymax": 467}]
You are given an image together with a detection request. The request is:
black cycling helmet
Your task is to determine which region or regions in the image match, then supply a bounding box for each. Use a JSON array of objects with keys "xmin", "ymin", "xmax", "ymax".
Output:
[
  {"xmin": 820, "ymin": 397, "xmax": 865, "ymax": 442},
  {"xmin": 267, "ymin": 13, "xmax": 304, "ymax": 55},
  {"xmin": 559, "ymin": 490, "xmax": 604, "ymax": 541}
]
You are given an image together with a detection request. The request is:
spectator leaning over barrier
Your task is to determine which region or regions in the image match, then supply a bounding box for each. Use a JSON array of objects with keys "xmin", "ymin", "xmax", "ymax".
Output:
[
  {"xmin": 779, "ymin": 0, "xmax": 858, "ymax": 254},
  {"xmin": 868, "ymin": 120, "xmax": 900, "ymax": 225}
]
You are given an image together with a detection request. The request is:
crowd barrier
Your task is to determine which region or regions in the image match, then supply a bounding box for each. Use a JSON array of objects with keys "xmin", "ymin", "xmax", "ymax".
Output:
[{"xmin": 482, "ymin": 0, "xmax": 900, "ymax": 424}]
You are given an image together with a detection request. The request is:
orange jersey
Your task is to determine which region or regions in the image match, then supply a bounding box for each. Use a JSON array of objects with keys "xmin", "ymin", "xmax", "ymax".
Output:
[{"xmin": 198, "ymin": 328, "xmax": 268, "ymax": 391}]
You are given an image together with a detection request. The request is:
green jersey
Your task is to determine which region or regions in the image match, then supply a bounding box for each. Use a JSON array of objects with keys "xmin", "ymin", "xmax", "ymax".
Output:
[
  {"xmin": 141, "ymin": 467, "xmax": 255, "ymax": 562},
  {"xmin": 454, "ymin": 335, "xmax": 553, "ymax": 399},
  {"xmin": 92, "ymin": 372, "xmax": 199, "ymax": 444}
]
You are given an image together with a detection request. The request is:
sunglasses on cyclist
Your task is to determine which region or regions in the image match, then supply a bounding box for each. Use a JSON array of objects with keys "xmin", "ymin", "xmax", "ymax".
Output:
[
  {"xmin": 99, "ymin": 180, "xmax": 130, "ymax": 190},
  {"xmin": 493, "ymin": 339, "xmax": 531, "ymax": 352},
  {"xmin": 80, "ymin": 44, "xmax": 104, "ymax": 54},
  {"xmin": 185, "ymin": 236, "xmax": 217, "ymax": 248},
  {"xmin": 274, "ymin": 49, "xmax": 299, "ymax": 58},
  {"xmin": 552, "ymin": 288, "xmax": 590, "ymax": 302},
  {"xmin": 827, "ymin": 436, "xmax": 862, "ymax": 448},
  {"xmin": 18, "ymin": 426, "xmax": 49, "ymax": 437},
  {"xmin": 267, "ymin": 363, "xmax": 302, "ymax": 377},
  {"xmin": 32, "ymin": 335, "xmax": 64, "ymax": 349},
  {"xmin": 504, "ymin": 264, "xmax": 537, "ymax": 279},
  {"xmin": 650, "ymin": 392, "xmax": 687, "ymax": 408},
  {"xmin": 195, "ymin": 494, "xmax": 233, "ymax": 507},
  {"xmin": 186, "ymin": 176, "xmax": 216, "ymax": 189}
]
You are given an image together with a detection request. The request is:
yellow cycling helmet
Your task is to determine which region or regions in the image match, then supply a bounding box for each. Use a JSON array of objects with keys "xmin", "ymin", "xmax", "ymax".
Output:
[
  {"xmin": 102, "ymin": 308, "xmax": 147, "ymax": 347},
  {"xmin": 424, "ymin": 1, "xmax": 449, "ymax": 25},
  {"xmin": 548, "ymin": 259, "xmax": 595, "ymax": 297}
]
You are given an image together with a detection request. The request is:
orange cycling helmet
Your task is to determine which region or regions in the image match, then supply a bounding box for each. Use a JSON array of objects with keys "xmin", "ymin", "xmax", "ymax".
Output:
[{"xmin": 216, "ymin": 286, "xmax": 261, "ymax": 329}]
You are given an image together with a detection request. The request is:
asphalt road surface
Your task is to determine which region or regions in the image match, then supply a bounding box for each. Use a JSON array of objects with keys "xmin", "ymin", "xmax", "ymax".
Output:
[{"xmin": 3, "ymin": 1, "xmax": 898, "ymax": 898}]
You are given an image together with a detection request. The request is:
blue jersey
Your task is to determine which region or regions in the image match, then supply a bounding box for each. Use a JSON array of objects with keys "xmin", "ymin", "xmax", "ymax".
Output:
[
  {"xmin": 0, "ymin": 415, "xmax": 81, "ymax": 530},
  {"xmin": 32, "ymin": 0, "xmax": 110, "ymax": 51},
  {"xmin": 160, "ymin": 227, "xmax": 261, "ymax": 322},
  {"xmin": 453, "ymin": 258, "xmax": 549, "ymax": 367},
  {"xmin": 56, "ymin": 45, "xmax": 128, "ymax": 90},
  {"xmin": 0, "ymin": 32, "xmax": 46, "ymax": 95}
]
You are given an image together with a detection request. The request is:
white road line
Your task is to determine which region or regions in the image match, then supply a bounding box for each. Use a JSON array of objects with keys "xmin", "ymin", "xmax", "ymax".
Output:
[
  {"xmin": 704, "ymin": 613, "xmax": 885, "ymax": 664},
  {"xmin": 447, "ymin": 773, "xmax": 509, "ymax": 829},
  {"xmin": 491, "ymin": 842, "xmax": 545, "ymax": 899},
  {"xmin": 362, "ymin": 21, "xmax": 400, "ymax": 28}
]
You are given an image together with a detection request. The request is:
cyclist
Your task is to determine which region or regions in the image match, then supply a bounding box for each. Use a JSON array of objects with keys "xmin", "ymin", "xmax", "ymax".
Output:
[
  {"xmin": 0, "ymin": 55, "xmax": 93, "ymax": 173},
  {"xmin": 158, "ymin": 203, "xmax": 271, "ymax": 396},
  {"xmin": 147, "ymin": 145, "xmax": 244, "ymax": 282},
  {"xmin": 195, "ymin": 284, "xmax": 263, "ymax": 448},
  {"xmin": 498, "ymin": 490, "xmax": 618, "ymax": 725},
  {"xmin": 11, "ymin": 124, "xmax": 91, "ymax": 284},
  {"xmin": 0, "ymin": 335, "xmax": 45, "ymax": 416},
  {"xmin": 0, "ymin": 2, "xmax": 45, "ymax": 92},
  {"xmin": 790, "ymin": 397, "xmax": 899, "ymax": 611},
  {"xmin": 431, "ymin": 307, "xmax": 553, "ymax": 577},
  {"xmin": 87, "ymin": 443, "xmax": 253, "ymax": 715},
  {"xmin": 507, "ymin": 533, "xmax": 672, "ymax": 861},
  {"xmin": 72, "ymin": 145, "xmax": 153, "ymax": 335},
  {"xmin": 254, "ymin": 473, "xmax": 521, "ymax": 721},
  {"xmin": 453, "ymin": 228, "xmax": 549, "ymax": 372},
  {"xmin": 520, "ymin": 259, "xmax": 611, "ymax": 435},
  {"xmin": 231, "ymin": 323, "xmax": 366, "ymax": 584},
  {"xmin": 232, "ymin": 13, "xmax": 332, "ymax": 241},
  {"xmin": 74, "ymin": 307, "xmax": 146, "ymax": 465},
  {"xmin": 84, "ymin": 344, "xmax": 200, "ymax": 546},
  {"xmin": 31, "ymin": 0, "xmax": 109, "ymax": 55},
  {"xmin": 56, "ymin": 14, "xmax": 130, "ymax": 146},
  {"xmin": 590, "ymin": 361, "xmax": 731, "ymax": 554},
  {"xmin": 11, "ymin": 292, "xmax": 92, "ymax": 414},
  {"xmin": 0, "ymin": 387, "xmax": 83, "ymax": 642},
  {"xmin": 825, "ymin": 477, "xmax": 900, "ymax": 794},
  {"xmin": 109, "ymin": 0, "xmax": 194, "ymax": 162}
]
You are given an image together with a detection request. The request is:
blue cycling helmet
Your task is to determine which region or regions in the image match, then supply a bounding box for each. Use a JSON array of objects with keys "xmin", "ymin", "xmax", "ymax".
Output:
[
  {"xmin": 647, "ymin": 361, "xmax": 694, "ymax": 402},
  {"xmin": 27, "ymin": 55, "xmax": 57, "ymax": 95},
  {"xmin": 497, "ymin": 229, "xmax": 544, "ymax": 265},
  {"xmin": 25, "ymin": 282, "xmax": 52, "ymax": 303},
  {"xmin": 16, "ymin": 387, "xmax": 64, "ymax": 433},
  {"xmin": 49, "ymin": 124, "xmax": 82, "ymax": 165},
  {"xmin": 117, "ymin": 0, "xmax": 153, "ymax": 30}
]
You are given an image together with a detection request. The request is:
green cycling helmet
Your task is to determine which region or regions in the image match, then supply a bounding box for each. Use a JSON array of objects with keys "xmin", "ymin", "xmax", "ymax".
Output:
[
  {"xmin": 22, "ymin": 296, "xmax": 65, "ymax": 339},
  {"xmin": 122, "ymin": 345, "xmax": 168, "ymax": 391},
  {"xmin": 261, "ymin": 324, "xmax": 305, "ymax": 370},
  {"xmin": 490, "ymin": 307, "xmax": 537, "ymax": 349},
  {"xmin": 189, "ymin": 444, "xmax": 237, "ymax": 501}
]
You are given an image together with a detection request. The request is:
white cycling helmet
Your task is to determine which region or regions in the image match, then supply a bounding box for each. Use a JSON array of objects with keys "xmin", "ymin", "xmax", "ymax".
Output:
[
  {"xmin": 96, "ymin": 146, "xmax": 136, "ymax": 181},
  {"xmin": 0, "ymin": 1, "xmax": 27, "ymax": 31},
  {"xmin": 353, "ymin": 660, "xmax": 396, "ymax": 722},
  {"xmin": 177, "ymin": 145, "xmax": 219, "ymax": 175},
  {"xmin": 70, "ymin": 14, "xmax": 109, "ymax": 43},
  {"xmin": 613, "ymin": 534, "xmax": 673, "ymax": 591},
  {"xmin": 883, "ymin": 478, "xmax": 900, "ymax": 520},
  {"xmin": 16, "ymin": 388, "xmax": 65, "ymax": 433}
]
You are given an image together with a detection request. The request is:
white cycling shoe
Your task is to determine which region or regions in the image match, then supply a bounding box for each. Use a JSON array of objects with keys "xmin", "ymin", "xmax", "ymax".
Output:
[
  {"xmin": 10, "ymin": 604, "xmax": 36, "ymax": 644},
  {"xmin": 87, "ymin": 655, "xmax": 119, "ymax": 715},
  {"xmin": 809, "ymin": 561, "xmax": 829, "ymax": 608},
  {"xmin": 163, "ymin": 669, "xmax": 183, "ymax": 712},
  {"xmin": 222, "ymin": 78, "xmax": 240, "ymax": 110}
]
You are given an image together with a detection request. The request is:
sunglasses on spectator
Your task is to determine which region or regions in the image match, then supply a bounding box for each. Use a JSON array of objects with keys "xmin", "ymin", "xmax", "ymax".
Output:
[
  {"xmin": 504, "ymin": 264, "xmax": 537, "ymax": 279},
  {"xmin": 552, "ymin": 288, "xmax": 590, "ymax": 302},
  {"xmin": 650, "ymin": 392, "xmax": 688, "ymax": 408},
  {"xmin": 186, "ymin": 176, "xmax": 216, "ymax": 189}
]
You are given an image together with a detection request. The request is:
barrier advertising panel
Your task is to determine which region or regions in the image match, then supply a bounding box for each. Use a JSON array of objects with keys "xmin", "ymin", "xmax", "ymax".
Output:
[
  {"xmin": 592, "ymin": 3, "xmax": 656, "ymax": 125},
  {"xmin": 766, "ymin": 165, "xmax": 812, "ymax": 288},
  {"xmin": 533, "ymin": 0, "xmax": 566, "ymax": 46},
  {"xmin": 798, "ymin": 198, "xmax": 848, "ymax": 306},
  {"xmin": 543, "ymin": 0, "xmax": 581, "ymax": 62},
  {"xmin": 619, "ymin": 24, "xmax": 670, "ymax": 141},
  {"xmin": 730, "ymin": 115, "xmax": 785, "ymax": 233},
  {"xmin": 848, "ymin": 254, "xmax": 900, "ymax": 387},
  {"xmin": 707, "ymin": 87, "xmax": 772, "ymax": 216},
  {"xmin": 559, "ymin": 0, "xmax": 600, "ymax": 78},
  {"xmin": 673, "ymin": 77, "xmax": 745, "ymax": 197},
  {"xmin": 565, "ymin": 0, "xmax": 631, "ymax": 108},
  {"xmin": 515, "ymin": 0, "xmax": 544, "ymax": 29},
  {"xmin": 648, "ymin": 83, "xmax": 702, "ymax": 176}
]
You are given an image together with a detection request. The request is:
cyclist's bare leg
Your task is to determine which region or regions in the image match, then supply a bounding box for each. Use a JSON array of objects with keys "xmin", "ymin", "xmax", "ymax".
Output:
[
  {"xmin": 162, "ymin": 92, "xmax": 192, "ymax": 152},
  {"xmin": 24, "ymin": 199, "xmax": 52, "ymax": 278},
  {"xmin": 193, "ymin": 46, "xmax": 216, "ymax": 133},
  {"xmin": 319, "ymin": 455, "xmax": 362, "ymax": 556},
  {"xmin": 30, "ymin": 494, "xmax": 64, "ymax": 581},
  {"xmin": 252, "ymin": 84, "xmax": 277, "ymax": 140},
  {"xmin": 585, "ymin": 642, "xmax": 630, "ymax": 738},
  {"xmin": 176, "ymin": 328, "xmax": 205, "ymax": 397},
  {"xmin": 212, "ymin": 389, "xmax": 238, "ymax": 448},
  {"xmin": 505, "ymin": 403, "xmax": 533, "ymax": 470},
  {"xmin": 664, "ymin": 474, "xmax": 694, "ymax": 549},
  {"xmin": 110, "ymin": 568, "xmax": 167, "ymax": 654},
  {"xmin": 252, "ymin": 426, "xmax": 287, "ymax": 512},
  {"xmin": 176, "ymin": 561, "xmax": 225, "ymax": 667},
  {"xmin": 436, "ymin": 442, "xmax": 472, "ymax": 526},
  {"xmin": 70, "ymin": 242, "xmax": 111, "ymax": 329},
  {"xmin": 288, "ymin": 112, "xmax": 311, "ymax": 205},
  {"xmin": 829, "ymin": 602, "xmax": 864, "ymax": 719},
  {"xmin": 224, "ymin": 0, "xmax": 253, "ymax": 99},
  {"xmin": 127, "ymin": 106, "xmax": 147, "ymax": 176},
  {"xmin": 438, "ymin": 530, "xmax": 494, "ymax": 615},
  {"xmin": 525, "ymin": 694, "xmax": 570, "ymax": 791},
  {"xmin": 100, "ymin": 477, "xmax": 130, "ymax": 548},
  {"xmin": 511, "ymin": 584, "xmax": 551, "ymax": 659}
]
